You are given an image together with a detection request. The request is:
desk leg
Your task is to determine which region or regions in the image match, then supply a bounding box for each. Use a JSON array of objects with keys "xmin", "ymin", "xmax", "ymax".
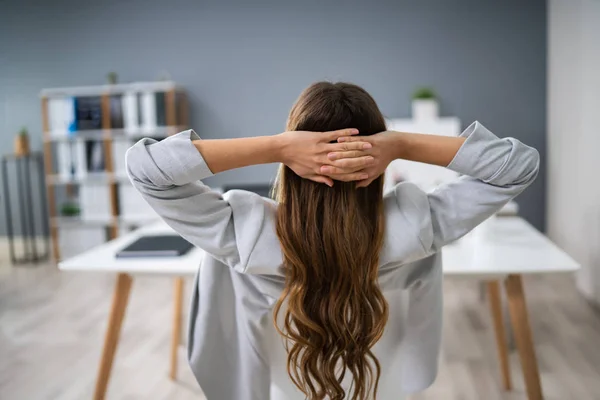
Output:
[
  {"xmin": 170, "ymin": 277, "xmax": 185, "ymax": 380},
  {"xmin": 504, "ymin": 274, "xmax": 543, "ymax": 400},
  {"xmin": 94, "ymin": 273, "xmax": 133, "ymax": 400},
  {"xmin": 487, "ymin": 281, "xmax": 512, "ymax": 390}
]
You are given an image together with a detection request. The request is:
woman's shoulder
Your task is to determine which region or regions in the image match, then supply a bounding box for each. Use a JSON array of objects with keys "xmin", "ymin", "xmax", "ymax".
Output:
[
  {"xmin": 383, "ymin": 181, "xmax": 430, "ymax": 223},
  {"xmin": 221, "ymin": 188, "xmax": 283, "ymax": 275},
  {"xmin": 220, "ymin": 184, "xmax": 434, "ymax": 274}
]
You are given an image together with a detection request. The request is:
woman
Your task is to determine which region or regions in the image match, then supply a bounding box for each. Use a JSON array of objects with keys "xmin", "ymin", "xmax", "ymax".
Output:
[{"xmin": 126, "ymin": 82, "xmax": 539, "ymax": 400}]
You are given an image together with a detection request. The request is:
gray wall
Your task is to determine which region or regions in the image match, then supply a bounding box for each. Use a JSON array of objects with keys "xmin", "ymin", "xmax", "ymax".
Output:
[{"xmin": 0, "ymin": 0, "xmax": 547, "ymax": 234}]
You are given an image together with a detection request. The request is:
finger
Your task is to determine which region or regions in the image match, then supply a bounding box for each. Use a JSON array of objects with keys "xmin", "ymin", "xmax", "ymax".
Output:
[
  {"xmin": 326, "ymin": 172, "xmax": 370, "ymax": 182},
  {"xmin": 309, "ymin": 175, "xmax": 334, "ymax": 187},
  {"xmin": 356, "ymin": 177, "xmax": 377, "ymax": 188},
  {"xmin": 325, "ymin": 128, "xmax": 359, "ymax": 142},
  {"xmin": 330, "ymin": 156, "xmax": 375, "ymax": 170},
  {"xmin": 328, "ymin": 150, "xmax": 363, "ymax": 161},
  {"xmin": 327, "ymin": 141, "xmax": 372, "ymax": 153},
  {"xmin": 321, "ymin": 165, "xmax": 365, "ymax": 175},
  {"xmin": 338, "ymin": 135, "xmax": 370, "ymax": 143}
]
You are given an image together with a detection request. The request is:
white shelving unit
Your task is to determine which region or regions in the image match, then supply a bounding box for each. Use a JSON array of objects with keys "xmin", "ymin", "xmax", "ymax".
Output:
[
  {"xmin": 52, "ymin": 216, "xmax": 159, "ymax": 228},
  {"xmin": 384, "ymin": 117, "xmax": 462, "ymax": 192},
  {"xmin": 41, "ymin": 81, "xmax": 189, "ymax": 260},
  {"xmin": 45, "ymin": 172, "xmax": 131, "ymax": 185},
  {"xmin": 45, "ymin": 126, "xmax": 184, "ymax": 141}
]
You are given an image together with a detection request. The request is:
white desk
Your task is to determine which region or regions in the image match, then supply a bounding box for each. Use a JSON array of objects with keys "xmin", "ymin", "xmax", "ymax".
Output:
[
  {"xmin": 444, "ymin": 217, "xmax": 579, "ymax": 277},
  {"xmin": 60, "ymin": 217, "xmax": 579, "ymax": 400},
  {"xmin": 442, "ymin": 217, "xmax": 579, "ymax": 400},
  {"xmin": 61, "ymin": 222, "xmax": 203, "ymax": 275},
  {"xmin": 60, "ymin": 221, "xmax": 203, "ymax": 400}
]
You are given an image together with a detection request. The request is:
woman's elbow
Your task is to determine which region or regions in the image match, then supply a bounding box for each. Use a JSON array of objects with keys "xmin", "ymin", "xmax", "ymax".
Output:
[
  {"xmin": 125, "ymin": 144, "xmax": 143, "ymax": 184},
  {"xmin": 523, "ymin": 147, "xmax": 541, "ymax": 186},
  {"xmin": 125, "ymin": 141, "xmax": 159, "ymax": 187},
  {"xmin": 506, "ymin": 141, "xmax": 540, "ymax": 188},
  {"xmin": 125, "ymin": 140, "xmax": 175, "ymax": 190}
]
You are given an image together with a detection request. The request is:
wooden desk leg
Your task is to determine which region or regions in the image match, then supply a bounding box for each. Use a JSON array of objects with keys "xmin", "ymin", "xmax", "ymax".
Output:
[
  {"xmin": 94, "ymin": 273, "xmax": 133, "ymax": 400},
  {"xmin": 487, "ymin": 281, "xmax": 512, "ymax": 390},
  {"xmin": 504, "ymin": 274, "xmax": 543, "ymax": 400},
  {"xmin": 170, "ymin": 277, "xmax": 185, "ymax": 380}
]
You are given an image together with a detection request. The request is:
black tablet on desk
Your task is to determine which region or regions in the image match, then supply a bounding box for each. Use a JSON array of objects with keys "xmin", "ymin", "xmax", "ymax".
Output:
[{"xmin": 116, "ymin": 235, "xmax": 194, "ymax": 258}]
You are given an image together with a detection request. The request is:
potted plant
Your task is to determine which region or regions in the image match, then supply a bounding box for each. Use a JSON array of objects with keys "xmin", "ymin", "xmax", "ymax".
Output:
[
  {"xmin": 107, "ymin": 72, "xmax": 118, "ymax": 85},
  {"xmin": 411, "ymin": 87, "xmax": 439, "ymax": 122},
  {"xmin": 156, "ymin": 70, "xmax": 172, "ymax": 81},
  {"xmin": 60, "ymin": 201, "xmax": 81, "ymax": 217},
  {"xmin": 14, "ymin": 127, "xmax": 30, "ymax": 157}
]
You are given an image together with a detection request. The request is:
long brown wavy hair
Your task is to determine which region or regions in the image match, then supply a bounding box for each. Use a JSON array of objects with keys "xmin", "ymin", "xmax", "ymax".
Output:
[{"xmin": 272, "ymin": 82, "xmax": 388, "ymax": 400}]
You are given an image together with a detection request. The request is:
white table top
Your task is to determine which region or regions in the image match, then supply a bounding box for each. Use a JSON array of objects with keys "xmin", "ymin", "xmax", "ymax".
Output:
[
  {"xmin": 59, "ymin": 221, "xmax": 203, "ymax": 275},
  {"xmin": 443, "ymin": 217, "xmax": 579, "ymax": 277},
  {"xmin": 59, "ymin": 217, "xmax": 580, "ymax": 278}
]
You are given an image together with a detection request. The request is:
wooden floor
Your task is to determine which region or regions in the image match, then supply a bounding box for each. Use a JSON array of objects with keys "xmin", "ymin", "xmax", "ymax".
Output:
[{"xmin": 1, "ymin": 257, "xmax": 600, "ymax": 399}]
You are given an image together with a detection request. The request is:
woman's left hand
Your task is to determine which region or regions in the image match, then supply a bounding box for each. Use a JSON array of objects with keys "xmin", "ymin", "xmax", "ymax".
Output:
[{"xmin": 278, "ymin": 129, "xmax": 375, "ymax": 186}]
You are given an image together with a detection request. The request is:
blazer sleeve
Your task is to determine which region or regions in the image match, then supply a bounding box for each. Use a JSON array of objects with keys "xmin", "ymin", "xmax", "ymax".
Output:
[
  {"xmin": 397, "ymin": 121, "xmax": 540, "ymax": 254},
  {"xmin": 125, "ymin": 129, "xmax": 245, "ymax": 271}
]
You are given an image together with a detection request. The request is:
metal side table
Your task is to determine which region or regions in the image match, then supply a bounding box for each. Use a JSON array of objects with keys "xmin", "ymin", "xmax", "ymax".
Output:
[{"xmin": 1, "ymin": 152, "xmax": 49, "ymax": 264}]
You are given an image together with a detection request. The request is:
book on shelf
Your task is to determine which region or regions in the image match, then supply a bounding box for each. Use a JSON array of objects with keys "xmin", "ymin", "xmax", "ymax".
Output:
[
  {"xmin": 46, "ymin": 87, "xmax": 174, "ymax": 137},
  {"xmin": 85, "ymin": 140, "xmax": 106, "ymax": 172},
  {"xmin": 140, "ymin": 91, "xmax": 167, "ymax": 133},
  {"xmin": 80, "ymin": 184, "xmax": 112, "ymax": 221},
  {"xmin": 75, "ymin": 96, "xmax": 103, "ymax": 130},
  {"xmin": 49, "ymin": 97, "xmax": 76, "ymax": 137},
  {"xmin": 123, "ymin": 92, "xmax": 141, "ymax": 134},
  {"xmin": 109, "ymin": 95, "xmax": 124, "ymax": 129},
  {"xmin": 75, "ymin": 141, "xmax": 87, "ymax": 177},
  {"xmin": 55, "ymin": 139, "xmax": 112, "ymax": 180},
  {"xmin": 56, "ymin": 140, "xmax": 87, "ymax": 180}
]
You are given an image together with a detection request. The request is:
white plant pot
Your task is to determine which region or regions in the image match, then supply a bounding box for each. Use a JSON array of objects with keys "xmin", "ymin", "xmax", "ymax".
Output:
[{"xmin": 412, "ymin": 99, "xmax": 439, "ymax": 121}]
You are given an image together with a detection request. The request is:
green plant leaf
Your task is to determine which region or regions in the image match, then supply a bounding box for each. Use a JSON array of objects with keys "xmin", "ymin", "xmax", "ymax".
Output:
[
  {"xmin": 412, "ymin": 87, "xmax": 437, "ymax": 100},
  {"xmin": 60, "ymin": 202, "xmax": 81, "ymax": 217},
  {"xmin": 107, "ymin": 72, "xmax": 118, "ymax": 84}
]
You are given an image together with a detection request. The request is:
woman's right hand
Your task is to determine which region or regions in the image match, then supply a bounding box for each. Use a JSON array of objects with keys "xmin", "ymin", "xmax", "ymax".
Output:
[{"xmin": 323, "ymin": 131, "xmax": 402, "ymax": 188}]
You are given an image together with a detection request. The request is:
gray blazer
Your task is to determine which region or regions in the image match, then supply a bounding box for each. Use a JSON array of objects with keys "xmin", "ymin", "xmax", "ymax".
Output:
[{"xmin": 126, "ymin": 121, "xmax": 539, "ymax": 400}]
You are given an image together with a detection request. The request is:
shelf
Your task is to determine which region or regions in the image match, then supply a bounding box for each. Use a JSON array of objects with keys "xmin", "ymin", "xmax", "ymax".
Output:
[
  {"xmin": 40, "ymin": 81, "xmax": 183, "ymax": 98},
  {"xmin": 52, "ymin": 216, "xmax": 112, "ymax": 228},
  {"xmin": 46, "ymin": 172, "xmax": 130, "ymax": 185},
  {"xmin": 45, "ymin": 126, "xmax": 186, "ymax": 142},
  {"xmin": 41, "ymin": 81, "xmax": 188, "ymax": 260},
  {"xmin": 52, "ymin": 215, "xmax": 159, "ymax": 229}
]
